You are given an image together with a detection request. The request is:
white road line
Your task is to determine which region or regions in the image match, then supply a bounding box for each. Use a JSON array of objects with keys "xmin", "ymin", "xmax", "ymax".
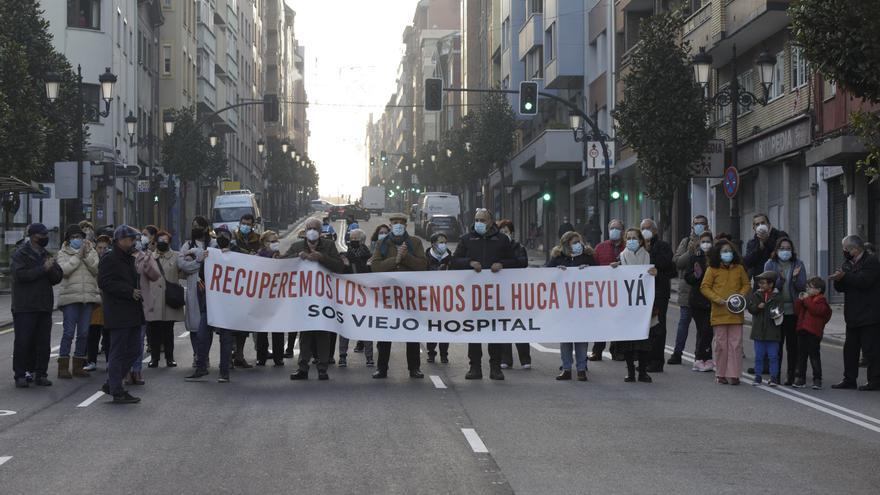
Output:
[
  {"xmin": 0, "ymin": 456, "xmax": 11, "ymax": 466},
  {"xmin": 51, "ymin": 345, "xmax": 60, "ymax": 352},
  {"xmin": 178, "ymin": 331, "xmax": 189, "ymax": 338},
  {"xmin": 461, "ymin": 428, "xmax": 489, "ymax": 453},
  {"xmin": 76, "ymin": 391, "xmax": 105, "ymax": 408},
  {"xmin": 663, "ymin": 345, "xmax": 880, "ymax": 434},
  {"xmin": 429, "ymin": 375, "xmax": 447, "ymax": 389},
  {"xmin": 529, "ymin": 343, "xmax": 559, "ymax": 353}
]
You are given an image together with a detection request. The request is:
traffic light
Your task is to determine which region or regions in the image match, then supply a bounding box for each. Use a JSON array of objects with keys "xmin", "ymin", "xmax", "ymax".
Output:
[
  {"xmin": 610, "ymin": 175, "xmax": 622, "ymax": 201},
  {"xmin": 263, "ymin": 94, "xmax": 279, "ymax": 122},
  {"xmin": 598, "ymin": 174, "xmax": 609, "ymax": 192},
  {"xmin": 519, "ymin": 81, "xmax": 538, "ymax": 115},
  {"xmin": 542, "ymin": 192, "xmax": 551, "ymax": 202},
  {"xmin": 380, "ymin": 150, "xmax": 387, "ymax": 163},
  {"xmin": 425, "ymin": 78, "xmax": 443, "ymax": 112},
  {"xmin": 370, "ymin": 156, "xmax": 375, "ymax": 167}
]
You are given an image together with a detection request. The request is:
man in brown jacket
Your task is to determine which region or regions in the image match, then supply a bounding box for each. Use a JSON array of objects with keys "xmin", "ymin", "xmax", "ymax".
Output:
[
  {"xmin": 370, "ymin": 213, "xmax": 427, "ymax": 379},
  {"xmin": 285, "ymin": 218, "xmax": 345, "ymax": 381}
]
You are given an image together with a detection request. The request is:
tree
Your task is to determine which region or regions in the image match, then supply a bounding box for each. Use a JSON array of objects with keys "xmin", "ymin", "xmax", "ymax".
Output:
[
  {"xmin": 613, "ymin": 10, "xmax": 712, "ymax": 224},
  {"xmin": 468, "ymin": 92, "xmax": 517, "ymax": 179},
  {"xmin": 790, "ymin": 0, "xmax": 880, "ymax": 181},
  {"xmin": 161, "ymin": 107, "xmax": 226, "ymax": 183},
  {"xmin": 0, "ymin": 0, "xmax": 82, "ymax": 182}
]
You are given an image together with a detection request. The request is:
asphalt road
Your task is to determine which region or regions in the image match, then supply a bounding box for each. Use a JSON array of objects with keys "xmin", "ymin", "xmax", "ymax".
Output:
[{"xmin": 1, "ymin": 214, "xmax": 879, "ymax": 494}]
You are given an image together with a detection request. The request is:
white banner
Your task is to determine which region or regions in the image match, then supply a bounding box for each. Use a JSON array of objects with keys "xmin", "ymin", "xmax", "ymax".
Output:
[{"xmin": 204, "ymin": 249, "xmax": 655, "ymax": 343}]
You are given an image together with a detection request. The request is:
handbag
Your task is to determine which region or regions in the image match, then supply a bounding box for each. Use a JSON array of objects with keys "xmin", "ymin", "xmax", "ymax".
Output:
[{"xmin": 156, "ymin": 255, "xmax": 186, "ymax": 309}]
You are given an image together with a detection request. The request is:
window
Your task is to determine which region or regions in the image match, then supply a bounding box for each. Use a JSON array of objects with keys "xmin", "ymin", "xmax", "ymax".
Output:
[
  {"xmin": 162, "ymin": 45, "xmax": 172, "ymax": 75},
  {"xmin": 824, "ymin": 78, "xmax": 837, "ymax": 101},
  {"xmin": 162, "ymin": 0, "xmax": 172, "ymax": 8},
  {"xmin": 81, "ymin": 84, "xmax": 101, "ymax": 123},
  {"xmin": 768, "ymin": 50, "xmax": 785, "ymax": 101},
  {"xmin": 529, "ymin": 0, "xmax": 543, "ymax": 15},
  {"xmin": 791, "ymin": 45, "xmax": 809, "ymax": 89},
  {"xmin": 501, "ymin": 18, "xmax": 510, "ymax": 53},
  {"xmin": 716, "ymin": 71, "xmax": 754, "ymax": 124},
  {"xmin": 544, "ymin": 24, "xmax": 555, "ymax": 62},
  {"xmin": 67, "ymin": 0, "xmax": 100, "ymax": 30}
]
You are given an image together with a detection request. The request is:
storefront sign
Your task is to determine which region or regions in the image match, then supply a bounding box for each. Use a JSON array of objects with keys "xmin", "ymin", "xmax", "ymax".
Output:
[{"xmin": 738, "ymin": 119, "xmax": 811, "ymax": 169}]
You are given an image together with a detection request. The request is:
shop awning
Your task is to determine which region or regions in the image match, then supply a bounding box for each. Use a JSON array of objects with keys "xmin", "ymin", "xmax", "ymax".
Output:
[{"xmin": 0, "ymin": 176, "xmax": 43, "ymax": 194}]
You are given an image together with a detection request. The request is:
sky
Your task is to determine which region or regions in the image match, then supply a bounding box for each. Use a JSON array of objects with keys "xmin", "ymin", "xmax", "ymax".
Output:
[{"xmin": 285, "ymin": 0, "xmax": 420, "ymax": 201}]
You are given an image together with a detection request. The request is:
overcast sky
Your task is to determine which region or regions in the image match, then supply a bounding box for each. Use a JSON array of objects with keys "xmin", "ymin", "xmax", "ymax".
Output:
[{"xmin": 286, "ymin": 0, "xmax": 420, "ymax": 200}]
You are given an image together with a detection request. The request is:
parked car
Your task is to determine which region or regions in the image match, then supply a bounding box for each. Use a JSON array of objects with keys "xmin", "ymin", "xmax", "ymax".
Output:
[
  {"xmin": 329, "ymin": 204, "xmax": 370, "ymax": 221},
  {"xmin": 424, "ymin": 214, "xmax": 462, "ymax": 239},
  {"xmin": 310, "ymin": 199, "xmax": 334, "ymax": 212}
]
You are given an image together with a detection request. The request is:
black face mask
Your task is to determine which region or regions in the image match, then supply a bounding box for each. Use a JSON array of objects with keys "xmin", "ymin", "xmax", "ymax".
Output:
[
  {"xmin": 843, "ymin": 250, "xmax": 854, "ymax": 261},
  {"xmin": 157, "ymin": 241, "xmax": 170, "ymax": 252},
  {"xmin": 191, "ymin": 228, "xmax": 205, "ymax": 240},
  {"xmin": 349, "ymin": 241, "xmax": 361, "ymax": 249},
  {"xmin": 35, "ymin": 237, "xmax": 49, "ymax": 248},
  {"xmin": 217, "ymin": 237, "xmax": 231, "ymax": 249}
]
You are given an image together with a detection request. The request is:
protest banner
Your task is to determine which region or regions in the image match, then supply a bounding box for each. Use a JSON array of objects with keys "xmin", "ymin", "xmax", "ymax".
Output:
[{"xmin": 205, "ymin": 249, "xmax": 655, "ymax": 343}]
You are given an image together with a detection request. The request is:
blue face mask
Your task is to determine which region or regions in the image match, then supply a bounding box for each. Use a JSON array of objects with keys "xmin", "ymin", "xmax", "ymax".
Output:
[
  {"xmin": 378, "ymin": 233, "xmax": 388, "ymax": 241},
  {"xmin": 69, "ymin": 239, "xmax": 83, "ymax": 250},
  {"xmin": 391, "ymin": 224, "xmax": 406, "ymax": 237},
  {"xmin": 239, "ymin": 225, "xmax": 252, "ymax": 236},
  {"xmin": 609, "ymin": 228, "xmax": 622, "ymax": 241},
  {"xmin": 474, "ymin": 221, "xmax": 487, "ymax": 235},
  {"xmin": 721, "ymin": 251, "xmax": 734, "ymax": 264},
  {"xmin": 626, "ymin": 239, "xmax": 640, "ymax": 252},
  {"xmin": 693, "ymin": 224, "xmax": 706, "ymax": 236},
  {"xmin": 778, "ymin": 250, "xmax": 792, "ymax": 262},
  {"xmin": 571, "ymin": 242, "xmax": 584, "ymax": 256}
]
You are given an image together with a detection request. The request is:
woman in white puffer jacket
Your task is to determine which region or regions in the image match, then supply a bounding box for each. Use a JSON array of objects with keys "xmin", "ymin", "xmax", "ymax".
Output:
[{"xmin": 56, "ymin": 224, "xmax": 101, "ymax": 378}]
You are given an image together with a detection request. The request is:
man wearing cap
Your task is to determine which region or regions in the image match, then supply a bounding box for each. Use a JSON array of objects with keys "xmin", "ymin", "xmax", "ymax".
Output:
[
  {"xmin": 11, "ymin": 223, "xmax": 63, "ymax": 388},
  {"xmin": 370, "ymin": 212, "xmax": 428, "ymax": 379},
  {"xmin": 98, "ymin": 225, "xmax": 146, "ymax": 403}
]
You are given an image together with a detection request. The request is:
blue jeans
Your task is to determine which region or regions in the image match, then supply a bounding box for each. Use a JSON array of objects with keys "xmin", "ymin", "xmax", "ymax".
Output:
[
  {"xmin": 673, "ymin": 305, "xmax": 693, "ymax": 355},
  {"xmin": 754, "ymin": 340, "xmax": 780, "ymax": 378},
  {"xmin": 560, "ymin": 343, "xmax": 589, "ymax": 371},
  {"xmin": 194, "ymin": 311, "xmax": 214, "ymax": 371},
  {"xmin": 218, "ymin": 328, "xmax": 234, "ymax": 377},
  {"xmin": 129, "ymin": 324, "xmax": 146, "ymax": 372},
  {"xmin": 60, "ymin": 303, "xmax": 94, "ymax": 357}
]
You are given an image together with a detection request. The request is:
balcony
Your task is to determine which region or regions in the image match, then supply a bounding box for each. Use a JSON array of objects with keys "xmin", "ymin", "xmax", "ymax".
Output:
[
  {"xmin": 514, "ymin": 129, "xmax": 582, "ymax": 174},
  {"xmin": 709, "ymin": 0, "xmax": 791, "ymax": 67},
  {"xmin": 618, "ymin": 0, "xmax": 653, "ymax": 12},
  {"xmin": 518, "ymin": 14, "xmax": 542, "ymax": 61},
  {"xmin": 197, "ymin": 78, "xmax": 216, "ymax": 112},
  {"xmin": 682, "ymin": 1, "xmax": 713, "ymax": 51}
]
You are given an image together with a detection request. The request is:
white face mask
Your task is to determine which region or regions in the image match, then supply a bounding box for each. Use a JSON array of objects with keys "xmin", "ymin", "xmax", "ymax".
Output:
[
  {"xmin": 141, "ymin": 234, "xmax": 151, "ymax": 245},
  {"xmin": 269, "ymin": 242, "xmax": 281, "ymax": 252},
  {"xmin": 641, "ymin": 229, "xmax": 654, "ymax": 241},
  {"xmin": 306, "ymin": 229, "xmax": 320, "ymax": 242},
  {"xmin": 435, "ymin": 243, "xmax": 447, "ymax": 253},
  {"xmin": 700, "ymin": 242, "xmax": 712, "ymax": 253},
  {"xmin": 755, "ymin": 224, "xmax": 770, "ymax": 235}
]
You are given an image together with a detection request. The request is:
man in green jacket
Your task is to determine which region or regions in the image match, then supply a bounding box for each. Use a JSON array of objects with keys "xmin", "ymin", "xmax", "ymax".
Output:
[{"xmin": 285, "ymin": 218, "xmax": 345, "ymax": 381}]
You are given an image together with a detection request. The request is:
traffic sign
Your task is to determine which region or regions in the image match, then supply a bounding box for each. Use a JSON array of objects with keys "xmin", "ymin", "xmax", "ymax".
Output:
[
  {"xmin": 723, "ymin": 166, "xmax": 739, "ymax": 199},
  {"xmin": 137, "ymin": 180, "xmax": 151, "ymax": 193},
  {"xmin": 585, "ymin": 141, "xmax": 614, "ymax": 171},
  {"xmin": 115, "ymin": 165, "xmax": 141, "ymax": 178}
]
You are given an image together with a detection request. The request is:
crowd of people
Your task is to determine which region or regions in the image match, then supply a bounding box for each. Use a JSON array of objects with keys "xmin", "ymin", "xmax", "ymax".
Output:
[{"xmin": 9, "ymin": 208, "xmax": 880, "ymax": 404}]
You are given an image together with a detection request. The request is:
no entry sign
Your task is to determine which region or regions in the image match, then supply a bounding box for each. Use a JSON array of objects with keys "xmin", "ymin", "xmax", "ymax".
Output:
[{"xmin": 723, "ymin": 166, "xmax": 740, "ymax": 199}]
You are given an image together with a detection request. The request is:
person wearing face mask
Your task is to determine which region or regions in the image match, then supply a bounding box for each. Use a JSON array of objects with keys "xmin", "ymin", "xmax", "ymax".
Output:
[
  {"xmin": 371, "ymin": 213, "xmax": 428, "ymax": 379},
  {"xmin": 611, "ymin": 229, "xmax": 659, "ymax": 383},
  {"xmin": 55, "ymin": 224, "xmax": 101, "ymax": 379},
  {"xmin": 452, "ymin": 208, "xmax": 516, "ymax": 381},
  {"xmin": 668, "ymin": 215, "xmax": 710, "ymax": 365},
  {"xmin": 181, "ymin": 216, "xmax": 216, "ymax": 369},
  {"xmin": 85, "ymin": 235, "xmax": 112, "ymax": 371},
  {"xmin": 284, "ymin": 218, "xmax": 346, "ymax": 381},
  {"xmin": 699, "ymin": 239, "xmax": 751, "ymax": 385},
  {"xmin": 683, "ymin": 231, "xmax": 716, "ymax": 372},
  {"xmin": 590, "ymin": 219, "xmax": 627, "ymax": 361},
  {"xmin": 78, "ymin": 220, "xmax": 96, "ymax": 243},
  {"xmin": 196, "ymin": 226, "xmax": 238, "ymax": 383},
  {"xmin": 232, "ymin": 214, "xmax": 261, "ymax": 254},
  {"xmin": 139, "ymin": 225, "xmax": 158, "ymax": 253},
  {"xmin": 829, "ymin": 235, "xmax": 880, "ymax": 391},
  {"xmin": 763, "ymin": 238, "xmax": 806, "ymax": 385},
  {"xmin": 337, "ymin": 229, "xmax": 375, "ymax": 368},
  {"xmin": 744, "ymin": 213, "xmax": 788, "ymax": 288},
  {"xmin": 125, "ymin": 228, "xmax": 161, "ymax": 386},
  {"xmin": 639, "ymin": 218, "xmax": 675, "ymax": 373},
  {"xmin": 557, "ymin": 216, "xmax": 575, "ymax": 240},
  {"xmin": 496, "ymin": 219, "xmax": 532, "ymax": 370},
  {"xmin": 253, "ymin": 231, "xmax": 287, "ymax": 367},
  {"xmin": 97, "ymin": 225, "xmax": 146, "ymax": 403},
  {"xmin": 144, "ymin": 231, "xmax": 197, "ymax": 370},
  {"xmin": 424, "ymin": 232, "xmax": 452, "ymax": 365},
  {"xmin": 547, "ymin": 231, "xmax": 597, "ymax": 381},
  {"xmin": 11, "ymin": 223, "xmax": 63, "ymax": 388}
]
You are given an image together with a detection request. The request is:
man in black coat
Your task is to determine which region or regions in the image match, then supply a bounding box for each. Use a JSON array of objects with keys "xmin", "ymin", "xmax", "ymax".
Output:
[
  {"xmin": 98, "ymin": 225, "xmax": 145, "ymax": 404},
  {"xmin": 640, "ymin": 219, "xmax": 675, "ymax": 372},
  {"xmin": 743, "ymin": 213, "xmax": 789, "ymax": 285},
  {"xmin": 452, "ymin": 209, "xmax": 516, "ymax": 380},
  {"xmin": 831, "ymin": 235, "xmax": 880, "ymax": 391},
  {"xmin": 11, "ymin": 223, "xmax": 63, "ymax": 388}
]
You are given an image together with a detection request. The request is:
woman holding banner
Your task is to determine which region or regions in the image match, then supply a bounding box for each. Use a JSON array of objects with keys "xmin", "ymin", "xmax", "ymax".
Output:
[
  {"xmin": 497, "ymin": 219, "xmax": 533, "ymax": 371},
  {"xmin": 425, "ymin": 232, "xmax": 452, "ymax": 364},
  {"xmin": 255, "ymin": 231, "xmax": 286, "ymax": 367},
  {"xmin": 547, "ymin": 231, "xmax": 596, "ymax": 381},
  {"xmin": 338, "ymin": 229, "xmax": 374, "ymax": 368}
]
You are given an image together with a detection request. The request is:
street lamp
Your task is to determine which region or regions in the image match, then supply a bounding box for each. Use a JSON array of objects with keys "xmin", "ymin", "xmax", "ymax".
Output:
[
  {"xmin": 430, "ymin": 154, "xmax": 436, "ymax": 163},
  {"xmin": 163, "ymin": 111, "xmax": 175, "ymax": 136},
  {"xmin": 45, "ymin": 72, "xmax": 61, "ymax": 101},
  {"xmin": 257, "ymin": 138, "xmax": 265, "ymax": 154},
  {"xmin": 125, "ymin": 110, "xmax": 138, "ymax": 140},
  {"xmin": 281, "ymin": 140, "xmax": 289, "ymax": 153},
  {"xmin": 209, "ymin": 130, "xmax": 219, "ymax": 148},
  {"xmin": 465, "ymin": 142, "xmax": 472, "ymax": 153},
  {"xmin": 98, "ymin": 67, "xmax": 117, "ymax": 113},
  {"xmin": 691, "ymin": 44, "xmax": 776, "ymax": 245},
  {"xmin": 446, "ymin": 148, "xmax": 452, "ymax": 158}
]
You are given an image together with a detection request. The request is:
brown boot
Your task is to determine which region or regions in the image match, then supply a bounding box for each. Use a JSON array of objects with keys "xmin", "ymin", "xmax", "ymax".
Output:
[
  {"xmin": 129, "ymin": 371, "xmax": 145, "ymax": 385},
  {"xmin": 72, "ymin": 357, "xmax": 90, "ymax": 377},
  {"xmin": 57, "ymin": 357, "xmax": 72, "ymax": 379}
]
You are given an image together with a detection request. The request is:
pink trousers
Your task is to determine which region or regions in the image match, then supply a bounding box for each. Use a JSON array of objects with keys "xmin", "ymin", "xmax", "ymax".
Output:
[{"xmin": 713, "ymin": 324, "xmax": 743, "ymax": 379}]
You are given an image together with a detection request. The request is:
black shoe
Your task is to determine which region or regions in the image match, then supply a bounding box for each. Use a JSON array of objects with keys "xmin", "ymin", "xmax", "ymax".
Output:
[
  {"xmin": 667, "ymin": 354, "xmax": 682, "ymax": 365},
  {"xmin": 318, "ymin": 371, "xmax": 329, "ymax": 381},
  {"xmin": 112, "ymin": 392, "xmax": 141, "ymax": 404},
  {"xmin": 645, "ymin": 363, "xmax": 663, "ymax": 373},
  {"xmin": 185, "ymin": 369, "xmax": 209, "ymax": 381},
  {"xmin": 372, "ymin": 370, "xmax": 388, "ymax": 379},
  {"xmin": 218, "ymin": 375, "xmax": 230, "ymax": 383},
  {"xmin": 858, "ymin": 382, "xmax": 880, "ymax": 391},
  {"xmin": 337, "ymin": 356, "xmax": 347, "ymax": 368},
  {"xmin": 489, "ymin": 368, "xmax": 505, "ymax": 381},
  {"xmin": 624, "ymin": 374, "xmax": 636, "ymax": 383},
  {"xmin": 290, "ymin": 370, "xmax": 309, "ymax": 380},
  {"xmin": 256, "ymin": 360, "xmax": 267, "ymax": 367},
  {"xmin": 556, "ymin": 370, "xmax": 572, "ymax": 381},
  {"xmin": 747, "ymin": 367, "xmax": 756, "ymax": 374},
  {"xmin": 409, "ymin": 370, "xmax": 425, "ymax": 379},
  {"xmin": 440, "ymin": 355, "xmax": 449, "ymax": 364},
  {"xmin": 101, "ymin": 383, "xmax": 110, "ymax": 394},
  {"xmin": 328, "ymin": 358, "xmax": 336, "ymax": 365},
  {"xmin": 587, "ymin": 353, "xmax": 603, "ymax": 362},
  {"xmin": 14, "ymin": 378, "xmax": 29, "ymax": 388},
  {"xmin": 273, "ymin": 360, "xmax": 285, "ymax": 367},
  {"xmin": 166, "ymin": 360, "xmax": 177, "ymax": 368},
  {"xmin": 283, "ymin": 350, "xmax": 294, "ymax": 359},
  {"xmin": 426, "ymin": 356, "xmax": 435, "ymax": 364},
  {"xmin": 638, "ymin": 372, "xmax": 653, "ymax": 383},
  {"xmin": 611, "ymin": 354, "xmax": 626, "ymax": 361},
  {"xmin": 148, "ymin": 361, "xmax": 159, "ymax": 368},
  {"xmin": 577, "ymin": 370, "xmax": 588, "ymax": 382},
  {"xmin": 792, "ymin": 378, "xmax": 807, "ymax": 388},
  {"xmin": 831, "ymin": 380, "xmax": 857, "ymax": 390},
  {"xmin": 465, "ymin": 367, "xmax": 483, "ymax": 380},
  {"xmin": 34, "ymin": 376, "xmax": 52, "ymax": 387}
]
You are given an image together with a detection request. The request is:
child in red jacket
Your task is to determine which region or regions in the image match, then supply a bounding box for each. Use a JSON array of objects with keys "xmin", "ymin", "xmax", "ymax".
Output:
[{"xmin": 794, "ymin": 277, "xmax": 832, "ymax": 389}]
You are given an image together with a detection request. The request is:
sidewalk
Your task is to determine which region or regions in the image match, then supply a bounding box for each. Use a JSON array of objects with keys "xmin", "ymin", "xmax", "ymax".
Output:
[{"xmin": 0, "ymin": 291, "xmax": 11, "ymax": 329}]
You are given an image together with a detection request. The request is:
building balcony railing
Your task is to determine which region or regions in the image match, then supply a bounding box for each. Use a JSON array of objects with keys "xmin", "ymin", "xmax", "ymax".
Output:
[{"xmin": 518, "ymin": 13, "xmax": 543, "ymax": 61}]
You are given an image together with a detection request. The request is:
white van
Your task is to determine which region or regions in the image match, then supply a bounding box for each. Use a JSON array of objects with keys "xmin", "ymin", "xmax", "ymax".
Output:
[
  {"xmin": 418, "ymin": 193, "xmax": 461, "ymax": 236},
  {"xmin": 212, "ymin": 190, "xmax": 262, "ymax": 233}
]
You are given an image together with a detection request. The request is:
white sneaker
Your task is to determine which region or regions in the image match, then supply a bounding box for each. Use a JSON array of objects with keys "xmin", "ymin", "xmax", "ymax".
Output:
[
  {"xmin": 522, "ymin": 363, "xmax": 532, "ymax": 370},
  {"xmin": 692, "ymin": 360, "xmax": 704, "ymax": 372},
  {"xmin": 500, "ymin": 363, "xmax": 509, "ymax": 369},
  {"xmin": 703, "ymin": 360, "xmax": 716, "ymax": 372},
  {"xmin": 83, "ymin": 362, "xmax": 97, "ymax": 372}
]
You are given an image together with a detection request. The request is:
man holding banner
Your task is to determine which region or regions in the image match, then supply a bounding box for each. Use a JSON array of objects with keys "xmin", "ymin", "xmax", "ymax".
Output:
[
  {"xmin": 285, "ymin": 218, "xmax": 345, "ymax": 381},
  {"xmin": 370, "ymin": 213, "xmax": 428, "ymax": 379}
]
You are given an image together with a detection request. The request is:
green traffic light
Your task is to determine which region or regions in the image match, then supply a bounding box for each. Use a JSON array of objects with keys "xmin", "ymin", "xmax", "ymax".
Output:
[
  {"xmin": 524, "ymin": 102, "xmax": 533, "ymax": 111},
  {"xmin": 542, "ymin": 192, "xmax": 551, "ymax": 201},
  {"xmin": 611, "ymin": 191, "xmax": 621, "ymax": 200}
]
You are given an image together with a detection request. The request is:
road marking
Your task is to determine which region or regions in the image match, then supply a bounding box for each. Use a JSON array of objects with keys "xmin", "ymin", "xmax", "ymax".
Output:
[
  {"xmin": 0, "ymin": 456, "xmax": 11, "ymax": 466},
  {"xmin": 54, "ymin": 321, "xmax": 62, "ymax": 325},
  {"xmin": 51, "ymin": 345, "xmax": 60, "ymax": 352},
  {"xmin": 664, "ymin": 345, "xmax": 880, "ymax": 434},
  {"xmin": 0, "ymin": 410, "xmax": 17, "ymax": 416},
  {"xmin": 178, "ymin": 331, "xmax": 189, "ymax": 338},
  {"xmin": 0, "ymin": 328, "xmax": 13, "ymax": 336},
  {"xmin": 429, "ymin": 375, "xmax": 447, "ymax": 389},
  {"xmin": 461, "ymin": 428, "xmax": 489, "ymax": 453},
  {"xmin": 76, "ymin": 391, "xmax": 105, "ymax": 408},
  {"xmin": 529, "ymin": 343, "xmax": 559, "ymax": 353}
]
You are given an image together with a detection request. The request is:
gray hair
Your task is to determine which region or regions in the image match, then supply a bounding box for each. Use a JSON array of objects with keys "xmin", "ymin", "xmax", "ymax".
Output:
[
  {"xmin": 640, "ymin": 218, "xmax": 657, "ymax": 230},
  {"xmin": 305, "ymin": 217, "xmax": 322, "ymax": 230},
  {"xmin": 349, "ymin": 229, "xmax": 366, "ymax": 242},
  {"xmin": 843, "ymin": 235, "xmax": 864, "ymax": 251},
  {"xmin": 608, "ymin": 218, "xmax": 624, "ymax": 229}
]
